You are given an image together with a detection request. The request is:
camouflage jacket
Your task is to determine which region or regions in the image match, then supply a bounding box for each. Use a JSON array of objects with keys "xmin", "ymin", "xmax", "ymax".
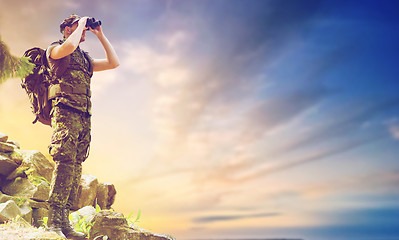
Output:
[{"xmin": 46, "ymin": 39, "xmax": 94, "ymax": 115}]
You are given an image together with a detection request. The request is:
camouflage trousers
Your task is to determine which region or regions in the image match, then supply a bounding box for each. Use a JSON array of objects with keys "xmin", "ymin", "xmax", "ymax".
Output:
[{"xmin": 48, "ymin": 103, "xmax": 91, "ymax": 209}]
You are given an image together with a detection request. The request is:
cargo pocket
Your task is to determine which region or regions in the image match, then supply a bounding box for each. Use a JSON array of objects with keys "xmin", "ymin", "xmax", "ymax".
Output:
[{"xmin": 49, "ymin": 129, "xmax": 70, "ymax": 161}]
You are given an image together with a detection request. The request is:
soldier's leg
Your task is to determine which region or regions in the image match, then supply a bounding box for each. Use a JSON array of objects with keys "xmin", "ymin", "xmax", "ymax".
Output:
[
  {"xmin": 62, "ymin": 113, "xmax": 90, "ymax": 239},
  {"xmin": 66, "ymin": 114, "xmax": 91, "ymax": 209},
  {"xmin": 62, "ymin": 160, "xmax": 87, "ymax": 239},
  {"xmin": 48, "ymin": 105, "xmax": 81, "ymax": 207},
  {"xmin": 48, "ymin": 160, "xmax": 75, "ymax": 208},
  {"xmin": 47, "ymin": 105, "xmax": 81, "ymax": 238}
]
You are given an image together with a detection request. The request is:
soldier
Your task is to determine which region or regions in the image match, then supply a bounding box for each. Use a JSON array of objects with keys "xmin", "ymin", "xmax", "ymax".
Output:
[{"xmin": 46, "ymin": 14, "xmax": 119, "ymax": 239}]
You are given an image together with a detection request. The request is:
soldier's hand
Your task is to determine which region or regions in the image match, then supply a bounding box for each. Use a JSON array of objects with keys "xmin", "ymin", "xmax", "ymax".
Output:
[
  {"xmin": 78, "ymin": 17, "xmax": 90, "ymax": 30},
  {"xmin": 90, "ymin": 25, "xmax": 103, "ymax": 37}
]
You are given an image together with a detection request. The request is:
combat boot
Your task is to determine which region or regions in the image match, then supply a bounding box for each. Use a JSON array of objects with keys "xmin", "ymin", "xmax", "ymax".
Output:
[
  {"xmin": 61, "ymin": 208, "xmax": 87, "ymax": 240},
  {"xmin": 47, "ymin": 205, "xmax": 66, "ymax": 238}
]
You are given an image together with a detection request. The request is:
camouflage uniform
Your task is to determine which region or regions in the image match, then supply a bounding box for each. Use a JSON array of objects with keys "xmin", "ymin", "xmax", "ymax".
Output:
[{"xmin": 46, "ymin": 39, "xmax": 93, "ymax": 209}]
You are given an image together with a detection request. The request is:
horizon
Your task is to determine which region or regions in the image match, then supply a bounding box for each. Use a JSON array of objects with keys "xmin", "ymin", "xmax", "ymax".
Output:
[{"xmin": 1, "ymin": 0, "xmax": 399, "ymax": 239}]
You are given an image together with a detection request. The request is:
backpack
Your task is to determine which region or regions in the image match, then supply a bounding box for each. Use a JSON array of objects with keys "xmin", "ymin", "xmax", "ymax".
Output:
[{"xmin": 21, "ymin": 47, "xmax": 52, "ymax": 126}]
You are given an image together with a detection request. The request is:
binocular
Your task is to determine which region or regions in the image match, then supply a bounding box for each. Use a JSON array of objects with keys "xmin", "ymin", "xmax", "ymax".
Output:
[{"xmin": 86, "ymin": 17, "xmax": 102, "ymax": 29}]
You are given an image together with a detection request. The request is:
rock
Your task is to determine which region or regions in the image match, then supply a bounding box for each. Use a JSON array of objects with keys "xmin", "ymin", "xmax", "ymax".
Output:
[
  {"xmin": 0, "ymin": 142, "xmax": 15, "ymax": 152},
  {"xmin": 2, "ymin": 177, "xmax": 50, "ymax": 202},
  {"xmin": 70, "ymin": 206, "xmax": 97, "ymax": 227},
  {"xmin": 0, "ymin": 217, "xmax": 65, "ymax": 239},
  {"xmin": 28, "ymin": 231, "xmax": 65, "ymax": 240},
  {"xmin": 32, "ymin": 207, "xmax": 49, "ymax": 227},
  {"xmin": 5, "ymin": 164, "xmax": 27, "ymax": 181},
  {"xmin": 6, "ymin": 140, "xmax": 20, "ymax": 149},
  {"xmin": 72, "ymin": 175, "xmax": 98, "ymax": 210},
  {"xmin": 96, "ymin": 182, "xmax": 117, "ymax": 210},
  {"xmin": 0, "ymin": 155, "xmax": 19, "ymax": 176},
  {"xmin": 0, "ymin": 200, "xmax": 21, "ymax": 223},
  {"xmin": 91, "ymin": 210, "xmax": 175, "ymax": 240},
  {"xmin": 28, "ymin": 199, "xmax": 49, "ymax": 209},
  {"xmin": 9, "ymin": 149, "xmax": 24, "ymax": 165},
  {"xmin": 0, "ymin": 132, "xmax": 7, "ymax": 143},
  {"xmin": 0, "ymin": 192, "xmax": 14, "ymax": 204},
  {"xmin": 19, "ymin": 150, "xmax": 54, "ymax": 183},
  {"xmin": 20, "ymin": 203, "xmax": 33, "ymax": 223}
]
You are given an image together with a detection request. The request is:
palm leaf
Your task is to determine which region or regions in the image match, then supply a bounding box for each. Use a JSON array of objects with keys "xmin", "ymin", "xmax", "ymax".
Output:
[{"xmin": 0, "ymin": 36, "xmax": 34, "ymax": 84}]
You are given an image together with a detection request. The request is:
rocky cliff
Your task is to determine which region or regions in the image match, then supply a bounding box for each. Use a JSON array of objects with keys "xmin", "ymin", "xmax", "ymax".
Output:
[{"xmin": 0, "ymin": 131, "xmax": 175, "ymax": 240}]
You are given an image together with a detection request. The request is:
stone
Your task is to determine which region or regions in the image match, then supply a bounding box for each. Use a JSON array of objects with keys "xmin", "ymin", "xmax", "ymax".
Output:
[
  {"xmin": 28, "ymin": 231, "xmax": 65, "ymax": 240},
  {"xmin": 32, "ymin": 207, "xmax": 49, "ymax": 227},
  {"xmin": 19, "ymin": 150, "xmax": 54, "ymax": 183},
  {"xmin": 6, "ymin": 140, "xmax": 21, "ymax": 149},
  {"xmin": 0, "ymin": 132, "xmax": 7, "ymax": 143},
  {"xmin": 70, "ymin": 205, "xmax": 96, "ymax": 227},
  {"xmin": 0, "ymin": 155, "xmax": 19, "ymax": 176},
  {"xmin": 91, "ymin": 210, "xmax": 175, "ymax": 240},
  {"xmin": 5, "ymin": 164, "xmax": 27, "ymax": 181},
  {"xmin": 72, "ymin": 175, "xmax": 98, "ymax": 210},
  {"xmin": 33, "ymin": 181, "xmax": 51, "ymax": 201},
  {"xmin": 10, "ymin": 149, "xmax": 24, "ymax": 165},
  {"xmin": 0, "ymin": 192, "xmax": 14, "ymax": 204},
  {"xmin": 2, "ymin": 177, "xmax": 50, "ymax": 202},
  {"xmin": 0, "ymin": 200, "xmax": 21, "ymax": 223},
  {"xmin": 28, "ymin": 199, "xmax": 49, "ymax": 209},
  {"xmin": 0, "ymin": 142, "xmax": 15, "ymax": 152},
  {"xmin": 20, "ymin": 203, "xmax": 33, "ymax": 223},
  {"xmin": 96, "ymin": 182, "xmax": 117, "ymax": 210}
]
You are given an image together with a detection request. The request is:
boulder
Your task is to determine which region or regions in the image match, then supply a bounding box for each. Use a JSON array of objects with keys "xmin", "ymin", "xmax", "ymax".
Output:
[
  {"xmin": 0, "ymin": 155, "xmax": 19, "ymax": 176},
  {"xmin": 32, "ymin": 207, "xmax": 49, "ymax": 228},
  {"xmin": 27, "ymin": 199, "xmax": 49, "ymax": 209},
  {"xmin": 0, "ymin": 132, "xmax": 7, "ymax": 143},
  {"xmin": 0, "ymin": 219, "xmax": 65, "ymax": 239},
  {"xmin": 2, "ymin": 177, "xmax": 50, "ymax": 202},
  {"xmin": 72, "ymin": 175, "xmax": 98, "ymax": 210},
  {"xmin": 0, "ymin": 192, "xmax": 14, "ymax": 204},
  {"xmin": 0, "ymin": 200, "xmax": 21, "ymax": 223},
  {"xmin": 0, "ymin": 142, "xmax": 14, "ymax": 152},
  {"xmin": 6, "ymin": 140, "xmax": 21, "ymax": 149},
  {"xmin": 70, "ymin": 205, "xmax": 97, "ymax": 227},
  {"xmin": 96, "ymin": 182, "xmax": 117, "ymax": 210},
  {"xmin": 28, "ymin": 231, "xmax": 65, "ymax": 240},
  {"xmin": 19, "ymin": 203, "xmax": 33, "ymax": 223},
  {"xmin": 9, "ymin": 149, "xmax": 24, "ymax": 165},
  {"xmin": 90, "ymin": 210, "xmax": 175, "ymax": 240},
  {"xmin": 18, "ymin": 150, "xmax": 54, "ymax": 183}
]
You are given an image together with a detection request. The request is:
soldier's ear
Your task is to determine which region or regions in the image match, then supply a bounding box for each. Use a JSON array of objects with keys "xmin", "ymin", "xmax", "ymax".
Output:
[{"xmin": 65, "ymin": 26, "xmax": 71, "ymax": 35}]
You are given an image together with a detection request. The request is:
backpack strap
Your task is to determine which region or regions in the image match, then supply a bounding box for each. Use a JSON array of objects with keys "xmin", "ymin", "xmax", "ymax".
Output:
[{"xmin": 81, "ymin": 50, "xmax": 94, "ymax": 77}]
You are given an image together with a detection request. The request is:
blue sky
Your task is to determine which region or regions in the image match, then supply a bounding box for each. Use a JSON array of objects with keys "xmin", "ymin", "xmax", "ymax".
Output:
[{"xmin": 0, "ymin": 0, "xmax": 399, "ymax": 239}]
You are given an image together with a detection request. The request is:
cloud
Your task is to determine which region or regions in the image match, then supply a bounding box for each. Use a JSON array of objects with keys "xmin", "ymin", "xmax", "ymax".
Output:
[
  {"xmin": 390, "ymin": 125, "xmax": 399, "ymax": 139},
  {"xmin": 193, "ymin": 212, "xmax": 280, "ymax": 224},
  {"xmin": 268, "ymin": 97, "xmax": 399, "ymax": 156},
  {"xmin": 241, "ymin": 85, "xmax": 328, "ymax": 142},
  {"xmin": 0, "ymin": 0, "xmax": 78, "ymax": 54},
  {"xmin": 387, "ymin": 119, "xmax": 399, "ymax": 140}
]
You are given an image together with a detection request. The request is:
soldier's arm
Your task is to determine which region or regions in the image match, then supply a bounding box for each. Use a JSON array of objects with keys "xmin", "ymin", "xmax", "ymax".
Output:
[
  {"xmin": 90, "ymin": 26, "xmax": 120, "ymax": 72},
  {"xmin": 50, "ymin": 17, "xmax": 89, "ymax": 60}
]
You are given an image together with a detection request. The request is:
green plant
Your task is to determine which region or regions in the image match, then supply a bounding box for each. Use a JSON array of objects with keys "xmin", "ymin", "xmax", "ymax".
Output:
[
  {"xmin": 95, "ymin": 203, "xmax": 102, "ymax": 213},
  {"xmin": 39, "ymin": 216, "xmax": 48, "ymax": 229},
  {"xmin": 72, "ymin": 210, "xmax": 101, "ymax": 239},
  {"xmin": 13, "ymin": 197, "xmax": 28, "ymax": 207},
  {"xmin": 74, "ymin": 214, "xmax": 93, "ymax": 238},
  {"xmin": 13, "ymin": 177, "xmax": 22, "ymax": 183},
  {"xmin": 0, "ymin": 37, "xmax": 35, "ymax": 83},
  {"xmin": 126, "ymin": 209, "xmax": 141, "ymax": 226}
]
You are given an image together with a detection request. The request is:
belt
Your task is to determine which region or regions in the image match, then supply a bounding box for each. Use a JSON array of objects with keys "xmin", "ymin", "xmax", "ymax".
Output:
[{"xmin": 48, "ymin": 83, "xmax": 91, "ymax": 100}]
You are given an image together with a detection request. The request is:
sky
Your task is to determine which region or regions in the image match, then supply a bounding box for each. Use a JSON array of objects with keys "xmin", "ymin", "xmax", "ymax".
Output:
[{"xmin": 0, "ymin": 0, "xmax": 399, "ymax": 239}]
